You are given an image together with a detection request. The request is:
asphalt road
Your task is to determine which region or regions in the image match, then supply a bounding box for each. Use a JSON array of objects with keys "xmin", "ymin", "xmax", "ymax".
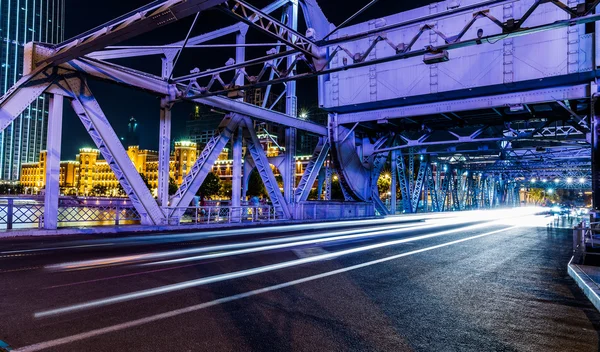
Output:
[{"xmin": 0, "ymin": 209, "xmax": 598, "ymax": 352}]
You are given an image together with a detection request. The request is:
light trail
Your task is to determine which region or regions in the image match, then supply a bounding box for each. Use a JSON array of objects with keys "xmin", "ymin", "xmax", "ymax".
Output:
[
  {"xmin": 45, "ymin": 208, "xmax": 543, "ymax": 271},
  {"xmin": 46, "ymin": 221, "xmax": 425, "ymax": 271},
  {"xmin": 6, "ymin": 208, "xmax": 543, "ymax": 255},
  {"xmin": 34, "ymin": 214, "xmax": 540, "ymax": 318},
  {"xmin": 142, "ymin": 217, "xmax": 505, "ymax": 266},
  {"xmin": 20, "ymin": 224, "xmax": 524, "ymax": 352}
]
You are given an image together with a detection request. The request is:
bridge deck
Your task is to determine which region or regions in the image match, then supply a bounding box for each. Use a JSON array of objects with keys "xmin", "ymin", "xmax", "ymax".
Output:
[{"xmin": 0, "ymin": 212, "xmax": 597, "ymax": 351}]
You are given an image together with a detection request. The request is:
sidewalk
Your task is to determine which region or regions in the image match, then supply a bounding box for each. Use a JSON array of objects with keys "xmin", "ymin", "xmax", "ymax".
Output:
[{"xmin": 568, "ymin": 259, "xmax": 600, "ymax": 311}]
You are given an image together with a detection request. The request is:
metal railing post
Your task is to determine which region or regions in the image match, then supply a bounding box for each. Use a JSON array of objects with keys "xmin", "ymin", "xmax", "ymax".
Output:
[
  {"xmin": 115, "ymin": 204, "xmax": 120, "ymax": 226},
  {"xmin": 195, "ymin": 205, "xmax": 199, "ymax": 224},
  {"xmin": 7, "ymin": 198, "xmax": 13, "ymax": 230}
]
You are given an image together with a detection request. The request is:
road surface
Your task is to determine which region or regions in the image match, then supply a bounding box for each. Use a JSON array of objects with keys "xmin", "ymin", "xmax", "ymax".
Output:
[{"xmin": 0, "ymin": 209, "xmax": 598, "ymax": 351}]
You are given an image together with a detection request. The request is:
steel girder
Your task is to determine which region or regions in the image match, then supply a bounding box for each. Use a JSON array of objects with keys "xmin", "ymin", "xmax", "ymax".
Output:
[
  {"xmin": 295, "ymin": 137, "xmax": 330, "ymax": 203},
  {"xmin": 0, "ymin": 67, "xmax": 56, "ymax": 132},
  {"xmin": 339, "ymin": 84, "xmax": 590, "ymax": 124},
  {"xmin": 427, "ymin": 165, "xmax": 439, "ymax": 212},
  {"xmin": 242, "ymin": 117, "xmax": 292, "ymax": 219},
  {"xmin": 219, "ymin": 0, "xmax": 317, "ymax": 59},
  {"xmin": 42, "ymin": 0, "xmax": 228, "ymax": 67},
  {"xmin": 411, "ymin": 156, "xmax": 429, "ymax": 212},
  {"xmin": 62, "ymin": 76, "xmax": 165, "ymax": 225},
  {"xmin": 370, "ymin": 147, "xmax": 391, "ymax": 216},
  {"xmin": 35, "ymin": 50, "xmax": 327, "ymax": 136},
  {"xmin": 329, "ymin": 114, "xmax": 370, "ymax": 201},
  {"xmin": 180, "ymin": 3, "xmax": 600, "ymax": 98},
  {"xmin": 88, "ymin": 0, "xmax": 290, "ymax": 60},
  {"xmin": 395, "ymin": 149, "xmax": 412, "ymax": 213},
  {"xmin": 169, "ymin": 114, "xmax": 242, "ymax": 214},
  {"xmin": 323, "ymin": 162, "xmax": 332, "ymax": 201}
]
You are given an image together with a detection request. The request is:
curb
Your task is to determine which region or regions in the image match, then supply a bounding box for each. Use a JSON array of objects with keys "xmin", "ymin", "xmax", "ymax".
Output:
[{"xmin": 568, "ymin": 257, "xmax": 600, "ymax": 312}]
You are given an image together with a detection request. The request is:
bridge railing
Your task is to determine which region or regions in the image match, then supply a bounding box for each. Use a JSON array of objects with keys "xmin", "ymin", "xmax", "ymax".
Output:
[
  {"xmin": 573, "ymin": 221, "xmax": 600, "ymax": 263},
  {"xmin": 0, "ymin": 198, "xmax": 140, "ymax": 229},
  {"xmin": 164, "ymin": 205, "xmax": 280, "ymax": 225}
]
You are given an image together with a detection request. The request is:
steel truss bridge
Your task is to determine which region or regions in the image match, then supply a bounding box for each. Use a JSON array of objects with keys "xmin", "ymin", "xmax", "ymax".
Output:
[{"xmin": 1, "ymin": 0, "xmax": 598, "ymax": 229}]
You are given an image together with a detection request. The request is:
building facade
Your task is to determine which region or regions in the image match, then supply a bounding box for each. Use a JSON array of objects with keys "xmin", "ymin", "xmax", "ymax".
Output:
[
  {"xmin": 20, "ymin": 142, "xmax": 313, "ymax": 198},
  {"xmin": 0, "ymin": 0, "xmax": 66, "ymax": 180}
]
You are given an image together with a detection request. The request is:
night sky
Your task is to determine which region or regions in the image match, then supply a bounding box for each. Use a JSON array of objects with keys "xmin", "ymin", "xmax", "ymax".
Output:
[{"xmin": 60, "ymin": 0, "xmax": 434, "ymax": 159}]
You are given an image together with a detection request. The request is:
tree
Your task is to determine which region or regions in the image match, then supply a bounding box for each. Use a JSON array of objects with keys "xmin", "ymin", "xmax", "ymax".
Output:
[
  {"xmin": 377, "ymin": 171, "xmax": 392, "ymax": 198},
  {"xmin": 197, "ymin": 172, "xmax": 221, "ymax": 199},
  {"xmin": 140, "ymin": 174, "xmax": 152, "ymax": 191},
  {"xmin": 168, "ymin": 177, "xmax": 178, "ymax": 195},
  {"xmin": 219, "ymin": 181, "xmax": 232, "ymax": 199},
  {"xmin": 331, "ymin": 178, "xmax": 344, "ymax": 200},
  {"xmin": 90, "ymin": 184, "xmax": 108, "ymax": 196},
  {"xmin": 528, "ymin": 188, "xmax": 558, "ymax": 205},
  {"xmin": 115, "ymin": 183, "xmax": 126, "ymax": 197},
  {"xmin": 246, "ymin": 169, "xmax": 267, "ymax": 198}
]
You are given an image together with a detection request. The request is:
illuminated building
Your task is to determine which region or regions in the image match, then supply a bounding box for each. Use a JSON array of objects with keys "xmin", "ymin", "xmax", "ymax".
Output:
[
  {"xmin": 20, "ymin": 143, "xmax": 313, "ymax": 197},
  {"xmin": 0, "ymin": 0, "xmax": 66, "ymax": 180}
]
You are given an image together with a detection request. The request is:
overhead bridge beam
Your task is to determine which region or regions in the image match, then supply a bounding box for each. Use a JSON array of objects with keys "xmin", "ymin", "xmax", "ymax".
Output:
[
  {"xmin": 338, "ymin": 84, "xmax": 591, "ymax": 124},
  {"xmin": 41, "ymin": 0, "xmax": 227, "ymax": 67},
  {"xmin": 53, "ymin": 54, "xmax": 327, "ymax": 135}
]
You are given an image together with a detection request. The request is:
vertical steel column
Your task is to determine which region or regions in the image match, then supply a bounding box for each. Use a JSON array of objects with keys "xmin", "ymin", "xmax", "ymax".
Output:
[
  {"xmin": 284, "ymin": 127, "xmax": 297, "ymax": 205},
  {"xmin": 593, "ymin": 96, "xmax": 600, "ymax": 216},
  {"xmin": 232, "ymin": 126, "xmax": 243, "ymax": 207},
  {"xmin": 286, "ymin": 0, "xmax": 299, "ymax": 118},
  {"xmin": 235, "ymin": 30, "xmax": 246, "ymax": 88},
  {"xmin": 325, "ymin": 160, "xmax": 332, "ymax": 201},
  {"xmin": 390, "ymin": 150, "xmax": 398, "ymax": 214},
  {"xmin": 284, "ymin": 1, "xmax": 298, "ymax": 214},
  {"xmin": 158, "ymin": 99, "xmax": 172, "ymax": 207},
  {"xmin": 44, "ymin": 94, "xmax": 63, "ymax": 230},
  {"xmin": 158, "ymin": 56, "xmax": 173, "ymax": 207}
]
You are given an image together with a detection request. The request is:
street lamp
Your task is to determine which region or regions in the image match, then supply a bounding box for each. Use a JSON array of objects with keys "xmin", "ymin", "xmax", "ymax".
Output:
[
  {"xmin": 530, "ymin": 178, "xmax": 536, "ymax": 183},
  {"xmin": 547, "ymin": 189, "xmax": 554, "ymax": 194},
  {"xmin": 566, "ymin": 177, "xmax": 573, "ymax": 184},
  {"xmin": 579, "ymin": 177, "xmax": 586, "ymax": 184}
]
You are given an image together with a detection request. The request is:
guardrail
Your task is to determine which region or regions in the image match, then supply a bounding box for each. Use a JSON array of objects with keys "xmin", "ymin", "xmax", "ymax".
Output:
[
  {"xmin": 164, "ymin": 205, "xmax": 281, "ymax": 225},
  {"xmin": 573, "ymin": 221, "xmax": 600, "ymax": 263},
  {"xmin": 0, "ymin": 198, "xmax": 140, "ymax": 229}
]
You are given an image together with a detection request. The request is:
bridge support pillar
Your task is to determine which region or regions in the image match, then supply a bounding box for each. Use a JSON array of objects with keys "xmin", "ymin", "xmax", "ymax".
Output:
[
  {"xmin": 284, "ymin": 127, "xmax": 296, "ymax": 206},
  {"xmin": 593, "ymin": 103, "xmax": 600, "ymax": 220},
  {"xmin": 390, "ymin": 150, "xmax": 398, "ymax": 214},
  {"xmin": 44, "ymin": 94, "xmax": 63, "ymax": 230},
  {"xmin": 157, "ymin": 100, "xmax": 172, "ymax": 207},
  {"xmin": 232, "ymin": 126, "xmax": 243, "ymax": 219}
]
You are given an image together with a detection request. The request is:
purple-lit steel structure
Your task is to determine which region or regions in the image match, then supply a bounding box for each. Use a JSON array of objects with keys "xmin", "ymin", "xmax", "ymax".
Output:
[{"xmin": 0, "ymin": 0, "xmax": 596, "ymax": 229}]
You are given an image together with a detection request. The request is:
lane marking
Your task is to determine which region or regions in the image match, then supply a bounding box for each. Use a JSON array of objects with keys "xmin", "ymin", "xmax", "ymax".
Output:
[
  {"xmin": 0, "ymin": 266, "xmax": 42, "ymax": 274},
  {"xmin": 0, "ymin": 244, "xmax": 111, "ymax": 255},
  {"xmin": 16, "ymin": 225, "xmax": 518, "ymax": 352},
  {"xmin": 35, "ymin": 220, "xmax": 518, "ymax": 317}
]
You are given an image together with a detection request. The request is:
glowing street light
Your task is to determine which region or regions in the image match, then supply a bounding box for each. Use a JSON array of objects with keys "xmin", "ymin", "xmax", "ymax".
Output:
[
  {"xmin": 566, "ymin": 177, "xmax": 573, "ymax": 184},
  {"xmin": 547, "ymin": 189, "xmax": 554, "ymax": 194},
  {"xmin": 579, "ymin": 177, "xmax": 586, "ymax": 184},
  {"xmin": 542, "ymin": 179, "xmax": 547, "ymax": 183},
  {"xmin": 554, "ymin": 178, "xmax": 560, "ymax": 184},
  {"xmin": 530, "ymin": 178, "xmax": 536, "ymax": 183}
]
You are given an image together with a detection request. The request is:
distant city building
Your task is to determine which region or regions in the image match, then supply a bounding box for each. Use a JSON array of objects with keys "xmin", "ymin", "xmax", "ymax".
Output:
[
  {"xmin": 20, "ymin": 144, "xmax": 314, "ymax": 197},
  {"xmin": 186, "ymin": 105, "xmax": 223, "ymax": 148},
  {"xmin": 124, "ymin": 117, "xmax": 140, "ymax": 147},
  {"xmin": 0, "ymin": 0, "xmax": 66, "ymax": 180},
  {"xmin": 21, "ymin": 142, "xmax": 201, "ymax": 196}
]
